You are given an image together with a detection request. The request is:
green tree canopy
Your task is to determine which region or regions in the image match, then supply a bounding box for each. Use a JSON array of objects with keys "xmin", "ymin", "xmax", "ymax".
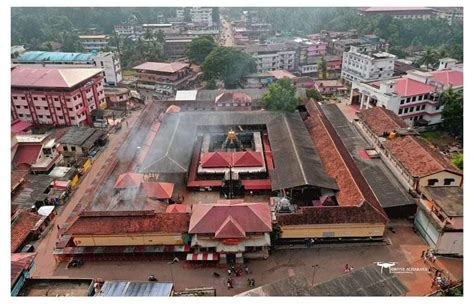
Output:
[
  {"xmin": 306, "ymin": 88, "xmax": 323, "ymax": 101},
  {"xmin": 202, "ymin": 47, "xmax": 256, "ymax": 88},
  {"xmin": 452, "ymin": 153, "xmax": 463, "ymax": 170},
  {"xmin": 262, "ymin": 78, "xmax": 299, "ymax": 112},
  {"xmin": 441, "ymin": 87, "xmax": 463, "ymax": 140},
  {"xmin": 186, "ymin": 35, "xmax": 217, "ymax": 64}
]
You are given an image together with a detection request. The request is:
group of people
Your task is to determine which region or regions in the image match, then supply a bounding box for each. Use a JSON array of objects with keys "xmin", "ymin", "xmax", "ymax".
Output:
[
  {"xmin": 421, "ymin": 249, "xmax": 437, "ymax": 263},
  {"xmin": 226, "ymin": 264, "xmax": 253, "ymax": 289},
  {"xmin": 431, "ymin": 269, "xmax": 450, "ymax": 289}
]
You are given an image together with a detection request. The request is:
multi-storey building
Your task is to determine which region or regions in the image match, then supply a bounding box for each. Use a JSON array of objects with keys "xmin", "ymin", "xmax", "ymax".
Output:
[
  {"xmin": 177, "ymin": 7, "xmax": 213, "ymax": 27},
  {"xmin": 341, "ymin": 46, "xmax": 396, "ymax": 84},
  {"xmin": 164, "ymin": 36, "xmax": 195, "ymax": 59},
  {"xmin": 289, "ymin": 38, "xmax": 327, "ymax": 76},
  {"xmin": 133, "ymin": 62, "xmax": 193, "ymax": 95},
  {"xmin": 245, "ymin": 44, "xmax": 296, "ymax": 73},
  {"xmin": 78, "ymin": 35, "xmax": 109, "ymax": 51},
  {"xmin": 113, "ymin": 25, "xmax": 145, "ymax": 40},
  {"xmin": 11, "ymin": 67, "xmax": 107, "ymax": 127},
  {"xmin": 13, "ymin": 51, "xmax": 122, "ymax": 86},
  {"xmin": 349, "ymin": 59, "xmax": 463, "ymax": 125},
  {"xmin": 327, "ymin": 35, "xmax": 387, "ymax": 57},
  {"xmin": 358, "ymin": 7, "xmax": 436, "ymax": 19}
]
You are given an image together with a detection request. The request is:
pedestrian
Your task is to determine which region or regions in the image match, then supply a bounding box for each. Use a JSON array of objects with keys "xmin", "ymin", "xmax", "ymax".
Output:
[
  {"xmin": 245, "ymin": 265, "xmax": 249, "ymax": 275},
  {"xmin": 431, "ymin": 278, "xmax": 437, "ymax": 288},
  {"xmin": 344, "ymin": 264, "xmax": 351, "ymax": 273},
  {"xmin": 421, "ymin": 250, "xmax": 425, "ymax": 259},
  {"xmin": 228, "ymin": 268, "xmax": 232, "ymax": 276},
  {"xmin": 247, "ymin": 278, "xmax": 252, "ymax": 287},
  {"xmin": 431, "ymin": 254, "xmax": 437, "ymax": 263},
  {"xmin": 251, "ymin": 278, "xmax": 255, "ymax": 287},
  {"xmin": 350, "ymin": 265, "xmax": 354, "ymax": 272}
]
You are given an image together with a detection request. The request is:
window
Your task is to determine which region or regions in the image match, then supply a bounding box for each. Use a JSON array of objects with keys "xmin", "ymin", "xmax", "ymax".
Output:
[
  {"xmin": 46, "ymin": 115, "xmax": 50, "ymax": 119},
  {"xmin": 15, "ymin": 105, "xmax": 20, "ymax": 109},
  {"xmin": 63, "ymin": 146, "xmax": 68, "ymax": 151},
  {"xmin": 54, "ymin": 97, "xmax": 59, "ymax": 101},
  {"xmin": 33, "ymin": 97, "xmax": 38, "ymax": 101},
  {"xmin": 43, "ymin": 106, "xmax": 48, "ymax": 110},
  {"xmin": 56, "ymin": 107, "xmax": 61, "ymax": 111},
  {"xmin": 13, "ymin": 96, "xmax": 18, "ymax": 100},
  {"xmin": 424, "ymin": 94, "xmax": 429, "ymax": 99},
  {"xmin": 19, "ymin": 114, "xmax": 24, "ymax": 117},
  {"xmin": 71, "ymin": 146, "xmax": 76, "ymax": 152},
  {"xmin": 436, "ymin": 105, "xmax": 441, "ymax": 110},
  {"xmin": 416, "ymin": 105, "xmax": 420, "ymax": 111},
  {"xmin": 35, "ymin": 106, "xmax": 40, "ymax": 110},
  {"xmin": 418, "ymin": 95, "xmax": 422, "ymax": 101},
  {"xmin": 23, "ymin": 106, "xmax": 28, "ymax": 109},
  {"xmin": 59, "ymin": 115, "xmax": 63, "ymax": 119},
  {"xmin": 21, "ymin": 96, "xmax": 26, "ymax": 100},
  {"xmin": 421, "ymin": 105, "xmax": 426, "ymax": 110},
  {"xmin": 400, "ymin": 99, "xmax": 405, "ymax": 105},
  {"xmin": 41, "ymin": 97, "xmax": 46, "ymax": 101},
  {"xmin": 404, "ymin": 108, "xmax": 409, "ymax": 113},
  {"xmin": 38, "ymin": 115, "xmax": 43, "ymax": 118},
  {"xmin": 444, "ymin": 178, "xmax": 455, "ymax": 186},
  {"xmin": 409, "ymin": 107, "xmax": 414, "ymax": 113},
  {"xmin": 427, "ymin": 179, "xmax": 438, "ymax": 186}
]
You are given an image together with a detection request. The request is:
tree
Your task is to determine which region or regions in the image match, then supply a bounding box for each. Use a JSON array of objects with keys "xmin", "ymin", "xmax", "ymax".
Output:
[
  {"xmin": 202, "ymin": 47, "xmax": 256, "ymax": 88},
  {"xmin": 186, "ymin": 36, "xmax": 217, "ymax": 64},
  {"xmin": 306, "ymin": 88, "xmax": 323, "ymax": 101},
  {"xmin": 319, "ymin": 56, "xmax": 328, "ymax": 79},
  {"xmin": 262, "ymin": 78, "xmax": 299, "ymax": 112},
  {"xmin": 418, "ymin": 48, "xmax": 439, "ymax": 69},
  {"xmin": 440, "ymin": 87, "xmax": 463, "ymax": 140},
  {"xmin": 61, "ymin": 32, "xmax": 83, "ymax": 52},
  {"xmin": 452, "ymin": 153, "xmax": 463, "ymax": 170}
]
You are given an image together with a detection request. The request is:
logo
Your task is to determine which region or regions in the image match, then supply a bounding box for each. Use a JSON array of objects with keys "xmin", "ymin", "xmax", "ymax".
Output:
[
  {"xmin": 375, "ymin": 262, "xmax": 429, "ymax": 274},
  {"xmin": 375, "ymin": 262, "xmax": 396, "ymax": 273}
]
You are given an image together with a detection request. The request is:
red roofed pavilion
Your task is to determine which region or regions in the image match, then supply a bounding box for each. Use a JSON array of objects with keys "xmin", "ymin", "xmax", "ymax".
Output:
[
  {"xmin": 232, "ymin": 151, "xmax": 264, "ymax": 167},
  {"xmin": 114, "ymin": 172, "xmax": 143, "ymax": 189},
  {"xmin": 142, "ymin": 181, "xmax": 174, "ymax": 199},
  {"xmin": 200, "ymin": 152, "xmax": 232, "ymax": 168}
]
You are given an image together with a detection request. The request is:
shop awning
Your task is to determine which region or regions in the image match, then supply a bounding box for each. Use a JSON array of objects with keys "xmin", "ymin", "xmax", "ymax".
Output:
[{"xmin": 186, "ymin": 253, "xmax": 219, "ymax": 261}]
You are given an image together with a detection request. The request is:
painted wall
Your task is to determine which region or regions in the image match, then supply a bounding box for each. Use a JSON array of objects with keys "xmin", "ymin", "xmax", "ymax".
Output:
[
  {"xmin": 436, "ymin": 231, "xmax": 463, "ymax": 255},
  {"xmin": 418, "ymin": 171, "xmax": 463, "ymax": 189},
  {"xmin": 72, "ymin": 233, "xmax": 184, "ymax": 246},
  {"xmin": 279, "ymin": 223, "xmax": 386, "ymax": 239}
]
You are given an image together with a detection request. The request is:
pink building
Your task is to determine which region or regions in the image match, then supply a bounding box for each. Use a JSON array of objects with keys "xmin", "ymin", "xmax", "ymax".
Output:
[{"xmin": 11, "ymin": 67, "xmax": 106, "ymax": 127}]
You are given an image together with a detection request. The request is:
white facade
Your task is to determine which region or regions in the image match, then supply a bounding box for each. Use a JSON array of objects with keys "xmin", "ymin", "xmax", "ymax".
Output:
[
  {"xmin": 299, "ymin": 64, "xmax": 318, "ymax": 75},
  {"xmin": 342, "ymin": 46, "xmax": 396, "ymax": 84},
  {"xmin": 79, "ymin": 35, "xmax": 109, "ymax": 51},
  {"xmin": 350, "ymin": 74, "xmax": 444, "ymax": 126},
  {"xmin": 94, "ymin": 52, "xmax": 122, "ymax": 86},
  {"xmin": 190, "ymin": 7, "xmax": 213, "ymax": 27},
  {"xmin": 249, "ymin": 50, "xmax": 296, "ymax": 73}
]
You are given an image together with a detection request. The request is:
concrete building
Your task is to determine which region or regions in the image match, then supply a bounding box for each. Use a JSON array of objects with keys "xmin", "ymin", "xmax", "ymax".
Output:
[
  {"xmin": 14, "ymin": 51, "xmax": 122, "ymax": 86},
  {"xmin": 355, "ymin": 107, "xmax": 463, "ymax": 192},
  {"xmin": 176, "ymin": 7, "xmax": 213, "ymax": 27},
  {"xmin": 11, "ymin": 45, "xmax": 26, "ymax": 58},
  {"xmin": 58, "ymin": 127, "xmax": 107, "ymax": 160},
  {"xmin": 164, "ymin": 36, "xmax": 194, "ymax": 59},
  {"xmin": 133, "ymin": 62, "xmax": 193, "ymax": 95},
  {"xmin": 12, "ymin": 133, "xmax": 62, "ymax": 173},
  {"xmin": 11, "ymin": 253, "xmax": 36, "ymax": 296},
  {"xmin": 11, "ymin": 67, "xmax": 107, "ymax": 126},
  {"xmin": 245, "ymin": 44, "xmax": 297, "ymax": 73},
  {"xmin": 415, "ymin": 186, "xmax": 463, "ymax": 256},
  {"xmin": 104, "ymin": 87, "xmax": 132, "ymax": 110},
  {"xmin": 79, "ymin": 35, "xmax": 109, "ymax": 51},
  {"xmin": 342, "ymin": 46, "xmax": 396, "ymax": 84},
  {"xmin": 113, "ymin": 24, "xmax": 145, "ymax": 40},
  {"xmin": 349, "ymin": 64, "xmax": 463, "ymax": 125},
  {"xmin": 359, "ymin": 7, "xmax": 436, "ymax": 20}
]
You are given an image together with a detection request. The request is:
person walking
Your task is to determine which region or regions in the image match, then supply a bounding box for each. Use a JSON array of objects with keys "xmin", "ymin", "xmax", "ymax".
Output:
[
  {"xmin": 344, "ymin": 264, "xmax": 351, "ymax": 273},
  {"xmin": 245, "ymin": 265, "xmax": 249, "ymax": 275}
]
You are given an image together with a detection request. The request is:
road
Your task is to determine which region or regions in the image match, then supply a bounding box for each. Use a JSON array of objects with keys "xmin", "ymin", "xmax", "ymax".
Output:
[
  {"xmin": 219, "ymin": 18, "xmax": 235, "ymax": 47},
  {"xmin": 31, "ymin": 109, "xmax": 144, "ymax": 277}
]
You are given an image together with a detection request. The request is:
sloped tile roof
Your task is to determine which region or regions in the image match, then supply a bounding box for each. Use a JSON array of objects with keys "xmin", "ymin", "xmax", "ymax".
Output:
[
  {"xmin": 385, "ymin": 135, "xmax": 462, "ymax": 177},
  {"xmin": 11, "ymin": 210, "xmax": 43, "ymax": 253},
  {"xmin": 232, "ymin": 151, "xmax": 264, "ymax": 167},
  {"xmin": 11, "ymin": 253, "xmax": 36, "ymax": 287},
  {"xmin": 201, "ymin": 152, "xmax": 232, "ymax": 168},
  {"xmin": 142, "ymin": 182, "xmax": 174, "ymax": 199},
  {"xmin": 189, "ymin": 200, "xmax": 272, "ymax": 236},
  {"xmin": 65, "ymin": 211, "xmax": 190, "ymax": 235},
  {"xmin": 394, "ymin": 77, "xmax": 434, "ymax": 96},
  {"xmin": 430, "ymin": 70, "xmax": 463, "ymax": 88},
  {"xmin": 165, "ymin": 204, "xmax": 191, "ymax": 213},
  {"xmin": 114, "ymin": 173, "xmax": 143, "ymax": 189},
  {"xmin": 357, "ymin": 107, "xmax": 409, "ymax": 136},
  {"xmin": 215, "ymin": 216, "xmax": 247, "ymax": 238}
]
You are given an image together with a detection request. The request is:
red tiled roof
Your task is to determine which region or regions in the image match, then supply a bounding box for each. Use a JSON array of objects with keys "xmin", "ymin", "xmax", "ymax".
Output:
[
  {"xmin": 11, "ymin": 210, "xmax": 43, "ymax": 253},
  {"xmin": 11, "ymin": 67, "xmax": 102, "ymax": 88},
  {"xmin": 12, "ymin": 144, "xmax": 42, "ymax": 170},
  {"xmin": 165, "ymin": 105, "xmax": 181, "ymax": 113},
  {"xmin": 11, "ymin": 120, "xmax": 32, "ymax": 135},
  {"xmin": 65, "ymin": 212, "xmax": 190, "ymax": 235},
  {"xmin": 11, "ymin": 253, "xmax": 36, "ymax": 287},
  {"xmin": 189, "ymin": 200, "xmax": 272, "ymax": 237},
  {"xmin": 114, "ymin": 172, "xmax": 143, "ymax": 189},
  {"xmin": 142, "ymin": 181, "xmax": 174, "ymax": 199},
  {"xmin": 11, "ymin": 170, "xmax": 28, "ymax": 192},
  {"xmin": 385, "ymin": 135, "xmax": 462, "ymax": 177},
  {"xmin": 166, "ymin": 204, "xmax": 191, "ymax": 213},
  {"xmin": 394, "ymin": 77, "xmax": 434, "ymax": 96},
  {"xmin": 357, "ymin": 107, "xmax": 409, "ymax": 136},
  {"xmin": 201, "ymin": 152, "xmax": 232, "ymax": 168},
  {"xmin": 133, "ymin": 62, "xmax": 189, "ymax": 73},
  {"xmin": 232, "ymin": 151, "xmax": 264, "ymax": 167},
  {"xmin": 430, "ymin": 70, "xmax": 463, "ymax": 88},
  {"xmin": 215, "ymin": 216, "xmax": 246, "ymax": 238}
]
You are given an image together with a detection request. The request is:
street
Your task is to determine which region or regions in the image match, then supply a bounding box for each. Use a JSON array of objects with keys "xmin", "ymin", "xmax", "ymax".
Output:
[{"xmin": 220, "ymin": 18, "xmax": 235, "ymax": 47}]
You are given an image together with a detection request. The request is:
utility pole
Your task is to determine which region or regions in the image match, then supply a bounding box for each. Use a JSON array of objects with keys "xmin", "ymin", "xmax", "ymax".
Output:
[{"xmin": 312, "ymin": 264, "xmax": 319, "ymax": 286}]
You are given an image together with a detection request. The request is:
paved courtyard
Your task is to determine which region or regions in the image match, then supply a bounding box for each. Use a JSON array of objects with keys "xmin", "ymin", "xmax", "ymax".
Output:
[{"xmin": 31, "ymin": 221, "xmax": 462, "ymax": 296}]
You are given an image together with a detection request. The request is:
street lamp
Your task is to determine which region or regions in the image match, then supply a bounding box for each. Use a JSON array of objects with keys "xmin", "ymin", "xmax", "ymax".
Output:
[{"xmin": 311, "ymin": 264, "xmax": 319, "ymax": 286}]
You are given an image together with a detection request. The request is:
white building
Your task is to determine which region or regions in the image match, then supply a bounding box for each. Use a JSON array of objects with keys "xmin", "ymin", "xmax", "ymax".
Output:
[
  {"xmin": 245, "ymin": 44, "xmax": 296, "ymax": 73},
  {"xmin": 13, "ymin": 51, "xmax": 122, "ymax": 86},
  {"xmin": 342, "ymin": 45, "xmax": 396, "ymax": 84},
  {"xmin": 79, "ymin": 35, "xmax": 109, "ymax": 51},
  {"xmin": 349, "ymin": 60, "xmax": 463, "ymax": 126},
  {"xmin": 176, "ymin": 7, "xmax": 213, "ymax": 27}
]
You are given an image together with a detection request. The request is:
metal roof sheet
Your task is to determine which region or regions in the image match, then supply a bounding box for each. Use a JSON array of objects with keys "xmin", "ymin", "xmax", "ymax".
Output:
[
  {"xmin": 98, "ymin": 281, "xmax": 173, "ymax": 296},
  {"xmin": 15, "ymin": 51, "xmax": 95, "ymax": 63}
]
